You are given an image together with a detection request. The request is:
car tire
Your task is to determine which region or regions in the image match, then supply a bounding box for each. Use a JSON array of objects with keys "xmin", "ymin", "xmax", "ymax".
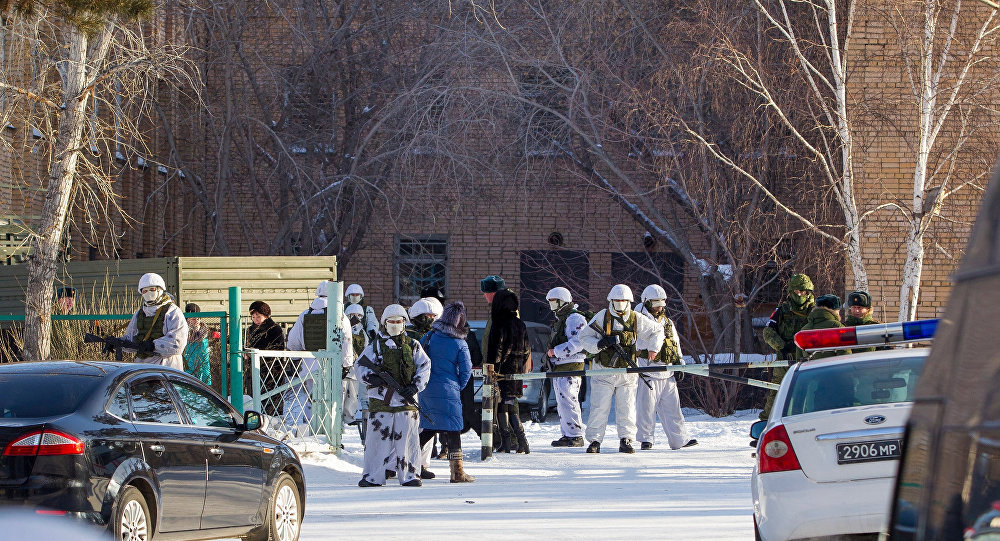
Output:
[
  {"xmin": 248, "ymin": 472, "xmax": 302, "ymax": 541},
  {"xmin": 753, "ymin": 516, "xmax": 762, "ymax": 541},
  {"xmin": 112, "ymin": 485, "xmax": 152, "ymax": 541},
  {"xmin": 530, "ymin": 381, "xmax": 551, "ymax": 423}
]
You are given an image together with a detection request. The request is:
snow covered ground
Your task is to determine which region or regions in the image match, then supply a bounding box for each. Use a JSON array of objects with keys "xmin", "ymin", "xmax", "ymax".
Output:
[{"xmin": 288, "ymin": 409, "xmax": 760, "ymax": 540}]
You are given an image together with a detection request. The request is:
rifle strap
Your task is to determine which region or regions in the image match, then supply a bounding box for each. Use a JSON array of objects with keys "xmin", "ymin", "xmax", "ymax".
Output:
[
  {"xmin": 374, "ymin": 340, "xmax": 396, "ymax": 404},
  {"xmin": 141, "ymin": 304, "xmax": 169, "ymax": 342}
]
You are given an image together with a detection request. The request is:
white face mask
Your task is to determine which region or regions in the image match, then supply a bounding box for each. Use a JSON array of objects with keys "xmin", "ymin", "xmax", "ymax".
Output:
[
  {"xmin": 142, "ymin": 289, "xmax": 161, "ymax": 303},
  {"xmin": 348, "ymin": 294, "xmax": 362, "ymax": 305},
  {"xmin": 385, "ymin": 321, "xmax": 406, "ymax": 336},
  {"xmin": 549, "ymin": 300, "xmax": 562, "ymax": 312},
  {"xmin": 611, "ymin": 300, "xmax": 630, "ymax": 315}
]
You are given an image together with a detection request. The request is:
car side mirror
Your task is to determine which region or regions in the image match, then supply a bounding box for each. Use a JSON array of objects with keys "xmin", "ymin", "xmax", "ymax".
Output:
[
  {"xmin": 750, "ymin": 420, "xmax": 767, "ymax": 441},
  {"xmin": 242, "ymin": 410, "xmax": 262, "ymax": 431}
]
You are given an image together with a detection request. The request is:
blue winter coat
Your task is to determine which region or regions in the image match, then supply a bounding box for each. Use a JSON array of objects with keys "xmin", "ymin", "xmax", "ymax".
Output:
[{"xmin": 419, "ymin": 326, "xmax": 473, "ymax": 432}]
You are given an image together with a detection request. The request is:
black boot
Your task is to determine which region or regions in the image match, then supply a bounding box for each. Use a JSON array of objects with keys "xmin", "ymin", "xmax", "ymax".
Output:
[
  {"xmin": 619, "ymin": 438, "xmax": 635, "ymax": 454},
  {"xmin": 515, "ymin": 431, "xmax": 529, "ymax": 454},
  {"xmin": 551, "ymin": 436, "xmax": 584, "ymax": 447},
  {"xmin": 682, "ymin": 439, "xmax": 699, "ymax": 448},
  {"xmin": 420, "ymin": 467, "xmax": 436, "ymax": 480},
  {"xmin": 401, "ymin": 479, "xmax": 422, "ymax": 487},
  {"xmin": 498, "ymin": 430, "xmax": 513, "ymax": 453},
  {"xmin": 640, "ymin": 441, "xmax": 653, "ymax": 450},
  {"xmin": 385, "ymin": 469, "xmax": 396, "ymax": 479},
  {"xmin": 586, "ymin": 440, "xmax": 601, "ymax": 453},
  {"xmin": 496, "ymin": 403, "xmax": 513, "ymax": 453}
]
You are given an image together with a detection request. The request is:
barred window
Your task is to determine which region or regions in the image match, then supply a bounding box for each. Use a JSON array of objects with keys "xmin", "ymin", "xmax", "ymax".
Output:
[{"xmin": 395, "ymin": 237, "xmax": 448, "ymax": 305}]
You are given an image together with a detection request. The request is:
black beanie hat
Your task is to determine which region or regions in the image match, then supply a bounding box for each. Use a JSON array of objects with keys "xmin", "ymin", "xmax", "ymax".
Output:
[{"xmin": 815, "ymin": 294, "xmax": 842, "ymax": 310}]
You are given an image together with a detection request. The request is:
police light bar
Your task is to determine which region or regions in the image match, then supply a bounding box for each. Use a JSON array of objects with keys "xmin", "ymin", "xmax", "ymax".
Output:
[{"xmin": 794, "ymin": 319, "xmax": 938, "ymax": 352}]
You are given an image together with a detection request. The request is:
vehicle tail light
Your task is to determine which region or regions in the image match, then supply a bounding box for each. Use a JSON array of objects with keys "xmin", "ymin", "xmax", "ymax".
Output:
[
  {"xmin": 35, "ymin": 510, "xmax": 68, "ymax": 516},
  {"xmin": 3, "ymin": 430, "xmax": 84, "ymax": 456},
  {"xmin": 758, "ymin": 424, "xmax": 801, "ymax": 474}
]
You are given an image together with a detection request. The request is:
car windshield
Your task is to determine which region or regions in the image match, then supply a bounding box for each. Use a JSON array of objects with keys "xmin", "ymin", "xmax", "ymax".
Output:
[
  {"xmin": 783, "ymin": 355, "xmax": 926, "ymax": 416},
  {"xmin": 0, "ymin": 373, "xmax": 103, "ymax": 418}
]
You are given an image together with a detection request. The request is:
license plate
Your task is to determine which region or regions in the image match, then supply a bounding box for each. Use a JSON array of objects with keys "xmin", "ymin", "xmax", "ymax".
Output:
[{"xmin": 836, "ymin": 438, "xmax": 902, "ymax": 464}]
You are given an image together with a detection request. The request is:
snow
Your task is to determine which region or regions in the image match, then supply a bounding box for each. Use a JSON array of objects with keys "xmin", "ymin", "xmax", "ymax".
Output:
[{"xmin": 284, "ymin": 409, "xmax": 760, "ymax": 540}]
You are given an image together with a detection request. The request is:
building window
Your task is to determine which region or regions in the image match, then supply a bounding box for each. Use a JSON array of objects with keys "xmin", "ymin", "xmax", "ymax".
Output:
[
  {"xmin": 395, "ymin": 236, "xmax": 448, "ymax": 305},
  {"xmin": 519, "ymin": 250, "xmax": 591, "ymax": 324},
  {"xmin": 610, "ymin": 251, "xmax": 684, "ymax": 302},
  {"xmin": 518, "ymin": 67, "xmax": 572, "ymax": 157}
]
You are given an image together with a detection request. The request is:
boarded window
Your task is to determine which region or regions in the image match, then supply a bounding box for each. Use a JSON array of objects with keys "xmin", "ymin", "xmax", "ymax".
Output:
[{"xmin": 519, "ymin": 250, "xmax": 590, "ymax": 324}]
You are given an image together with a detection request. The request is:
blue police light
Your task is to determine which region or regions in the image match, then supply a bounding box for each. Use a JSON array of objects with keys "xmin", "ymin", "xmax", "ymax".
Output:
[{"xmin": 901, "ymin": 319, "xmax": 938, "ymax": 341}]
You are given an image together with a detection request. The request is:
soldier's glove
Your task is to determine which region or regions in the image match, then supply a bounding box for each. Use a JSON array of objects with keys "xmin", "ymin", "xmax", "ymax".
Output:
[
  {"xmin": 135, "ymin": 340, "xmax": 156, "ymax": 354},
  {"xmin": 597, "ymin": 335, "xmax": 620, "ymax": 349},
  {"xmin": 403, "ymin": 384, "xmax": 419, "ymax": 398},
  {"xmin": 102, "ymin": 339, "xmax": 117, "ymax": 354},
  {"xmin": 342, "ymin": 367, "xmax": 350, "ymax": 380},
  {"xmin": 366, "ymin": 374, "xmax": 385, "ymax": 387}
]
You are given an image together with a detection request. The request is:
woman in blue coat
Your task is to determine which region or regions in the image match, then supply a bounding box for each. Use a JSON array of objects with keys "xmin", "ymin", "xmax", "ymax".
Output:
[{"xmin": 418, "ymin": 301, "xmax": 475, "ymax": 483}]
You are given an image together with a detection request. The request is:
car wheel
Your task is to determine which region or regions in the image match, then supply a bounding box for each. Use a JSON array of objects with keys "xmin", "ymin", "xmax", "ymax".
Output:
[
  {"xmin": 112, "ymin": 485, "xmax": 151, "ymax": 541},
  {"xmin": 753, "ymin": 516, "xmax": 762, "ymax": 541},
  {"xmin": 248, "ymin": 472, "xmax": 302, "ymax": 541}
]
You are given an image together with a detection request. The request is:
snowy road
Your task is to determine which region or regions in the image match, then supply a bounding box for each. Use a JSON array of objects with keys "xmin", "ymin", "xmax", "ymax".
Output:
[{"xmin": 289, "ymin": 409, "xmax": 759, "ymax": 540}]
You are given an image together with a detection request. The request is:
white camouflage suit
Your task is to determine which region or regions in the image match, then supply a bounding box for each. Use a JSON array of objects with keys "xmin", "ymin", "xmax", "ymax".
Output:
[
  {"xmin": 634, "ymin": 304, "xmax": 689, "ymax": 449},
  {"xmin": 283, "ymin": 297, "xmax": 355, "ymax": 432},
  {"xmin": 355, "ymin": 333, "xmax": 431, "ymax": 486},
  {"xmin": 549, "ymin": 309, "xmax": 590, "ymax": 439},
  {"xmin": 343, "ymin": 319, "xmax": 369, "ymax": 427},
  {"xmin": 574, "ymin": 308, "xmax": 664, "ymax": 445},
  {"xmin": 122, "ymin": 299, "xmax": 189, "ymax": 370}
]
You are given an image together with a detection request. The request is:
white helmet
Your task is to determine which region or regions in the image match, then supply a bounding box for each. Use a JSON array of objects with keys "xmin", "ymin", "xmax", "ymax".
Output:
[
  {"xmin": 380, "ymin": 304, "xmax": 410, "ymax": 324},
  {"xmin": 607, "ymin": 284, "xmax": 634, "ymax": 302},
  {"xmin": 138, "ymin": 273, "xmax": 166, "ymax": 293},
  {"xmin": 315, "ymin": 280, "xmax": 332, "ymax": 298},
  {"xmin": 345, "ymin": 303, "xmax": 364, "ymax": 318},
  {"xmin": 641, "ymin": 284, "xmax": 667, "ymax": 303},
  {"xmin": 422, "ymin": 297, "xmax": 444, "ymax": 317},
  {"xmin": 546, "ymin": 287, "xmax": 573, "ymax": 303},
  {"xmin": 345, "ymin": 284, "xmax": 365, "ymax": 298},
  {"xmin": 408, "ymin": 299, "xmax": 434, "ymax": 319}
]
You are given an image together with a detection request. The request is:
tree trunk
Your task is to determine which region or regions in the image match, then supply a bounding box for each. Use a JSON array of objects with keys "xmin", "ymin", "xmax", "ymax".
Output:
[
  {"xmin": 23, "ymin": 27, "xmax": 91, "ymax": 361},
  {"xmin": 898, "ymin": 221, "xmax": 924, "ymax": 322}
]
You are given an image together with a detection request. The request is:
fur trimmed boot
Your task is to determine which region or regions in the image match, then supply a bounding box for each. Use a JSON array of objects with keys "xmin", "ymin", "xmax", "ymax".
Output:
[{"xmin": 449, "ymin": 452, "xmax": 475, "ymax": 483}]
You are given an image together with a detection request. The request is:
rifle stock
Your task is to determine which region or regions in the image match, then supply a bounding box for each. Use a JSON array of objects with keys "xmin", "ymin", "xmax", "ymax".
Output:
[{"xmin": 588, "ymin": 321, "xmax": 654, "ymax": 389}]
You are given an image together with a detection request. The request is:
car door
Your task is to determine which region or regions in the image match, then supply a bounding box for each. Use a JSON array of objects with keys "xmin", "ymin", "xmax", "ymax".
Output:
[
  {"xmin": 127, "ymin": 375, "xmax": 208, "ymax": 533},
  {"xmin": 167, "ymin": 378, "xmax": 265, "ymax": 529}
]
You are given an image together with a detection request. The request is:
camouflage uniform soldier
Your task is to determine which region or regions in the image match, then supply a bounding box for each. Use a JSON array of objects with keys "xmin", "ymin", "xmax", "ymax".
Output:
[
  {"xmin": 843, "ymin": 291, "xmax": 880, "ymax": 353},
  {"xmin": 796, "ymin": 294, "xmax": 850, "ymax": 360},
  {"xmin": 759, "ymin": 273, "xmax": 815, "ymax": 420}
]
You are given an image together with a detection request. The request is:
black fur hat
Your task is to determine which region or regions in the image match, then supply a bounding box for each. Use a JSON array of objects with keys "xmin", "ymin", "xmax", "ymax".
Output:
[
  {"xmin": 815, "ymin": 294, "xmax": 842, "ymax": 310},
  {"xmin": 846, "ymin": 291, "xmax": 872, "ymax": 308}
]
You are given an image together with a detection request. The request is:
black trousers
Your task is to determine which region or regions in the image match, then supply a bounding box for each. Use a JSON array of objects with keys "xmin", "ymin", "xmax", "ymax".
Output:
[{"xmin": 420, "ymin": 430, "xmax": 461, "ymax": 452}]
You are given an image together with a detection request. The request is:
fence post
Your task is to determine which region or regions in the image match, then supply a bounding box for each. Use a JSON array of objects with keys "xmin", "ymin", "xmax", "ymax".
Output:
[
  {"xmin": 228, "ymin": 286, "xmax": 244, "ymax": 413},
  {"xmin": 481, "ymin": 363, "xmax": 494, "ymax": 461},
  {"xmin": 249, "ymin": 348, "xmax": 263, "ymax": 413},
  {"xmin": 326, "ymin": 281, "xmax": 344, "ymax": 452},
  {"xmin": 220, "ymin": 314, "xmax": 229, "ymax": 399}
]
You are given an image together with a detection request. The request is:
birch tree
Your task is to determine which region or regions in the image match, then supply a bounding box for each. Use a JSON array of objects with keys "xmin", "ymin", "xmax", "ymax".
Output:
[
  {"xmin": 689, "ymin": 0, "xmax": 1000, "ymax": 320},
  {"xmin": 1, "ymin": 0, "xmax": 197, "ymax": 360}
]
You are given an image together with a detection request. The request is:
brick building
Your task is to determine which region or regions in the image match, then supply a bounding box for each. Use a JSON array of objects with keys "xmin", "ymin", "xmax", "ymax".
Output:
[{"xmin": 1, "ymin": 1, "xmax": 995, "ymax": 337}]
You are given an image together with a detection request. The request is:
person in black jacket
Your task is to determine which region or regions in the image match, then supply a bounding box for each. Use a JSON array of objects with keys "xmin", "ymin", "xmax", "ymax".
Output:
[
  {"xmin": 486, "ymin": 289, "xmax": 532, "ymax": 454},
  {"xmin": 244, "ymin": 301, "xmax": 287, "ymax": 415}
]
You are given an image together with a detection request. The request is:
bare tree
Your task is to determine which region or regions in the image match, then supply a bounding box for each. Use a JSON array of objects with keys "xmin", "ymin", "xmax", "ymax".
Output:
[
  {"xmin": 684, "ymin": 0, "xmax": 1000, "ymax": 320},
  {"xmin": 1, "ymin": 0, "xmax": 197, "ymax": 360}
]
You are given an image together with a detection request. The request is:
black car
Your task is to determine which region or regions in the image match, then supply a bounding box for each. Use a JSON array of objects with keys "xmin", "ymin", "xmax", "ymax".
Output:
[{"xmin": 0, "ymin": 361, "xmax": 305, "ymax": 541}]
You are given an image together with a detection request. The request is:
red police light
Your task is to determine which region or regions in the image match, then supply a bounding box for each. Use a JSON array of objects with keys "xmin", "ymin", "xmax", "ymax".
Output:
[{"xmin": 793, "ymin": 327, "xmax": 858, "ymax": 351}]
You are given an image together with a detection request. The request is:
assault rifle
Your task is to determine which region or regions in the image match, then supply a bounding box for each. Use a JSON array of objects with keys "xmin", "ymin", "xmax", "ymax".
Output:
[
  {"xmin": 588, "ymin": 321, "xmax": 654, "ymax": 389},
  {"xmin": 83, "ymin": 333, "xmax": 141, "ymax": 362},
  {"xmin": 356, "ymin": 356, "xmax": 431, "ymax": 422}
]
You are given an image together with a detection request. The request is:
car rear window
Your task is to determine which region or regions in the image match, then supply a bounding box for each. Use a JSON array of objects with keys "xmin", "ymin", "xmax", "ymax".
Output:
[
  {"xmin": 0, "ymin": 373, "xmax": 103, "ymax": 418},
  {"xmin": 783, "ymin": 355, "xmax": 926, "ymax": 416}
]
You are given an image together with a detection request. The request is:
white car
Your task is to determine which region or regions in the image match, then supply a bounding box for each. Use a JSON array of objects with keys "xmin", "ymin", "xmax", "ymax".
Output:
[{"xmin": 751, "ymin": 347, "xmax": 930, "ymax": 540}]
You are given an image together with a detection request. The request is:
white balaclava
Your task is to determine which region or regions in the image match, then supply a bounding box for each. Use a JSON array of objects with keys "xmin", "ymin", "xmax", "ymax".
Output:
[
  {"xmin": 607, "ymin": 284, "xmax": 634, "ymax": 317},
  {"xmin": 380, "ymin": 304, "xmax": 409, "ymax": 337}
]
